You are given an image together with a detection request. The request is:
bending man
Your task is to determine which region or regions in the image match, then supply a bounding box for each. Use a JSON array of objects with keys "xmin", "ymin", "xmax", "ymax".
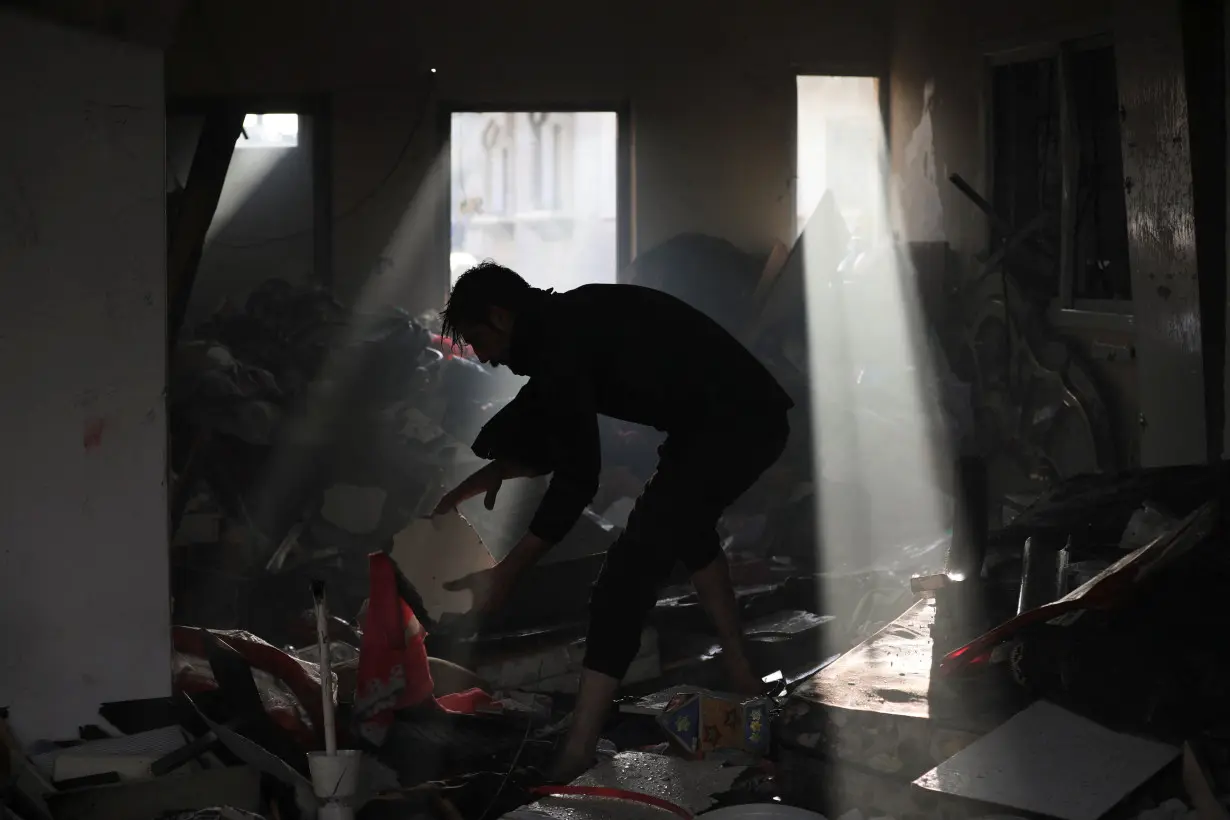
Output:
[{"xmin": 432, "ymin": 261, "xmax": 793, "ymax": 781}]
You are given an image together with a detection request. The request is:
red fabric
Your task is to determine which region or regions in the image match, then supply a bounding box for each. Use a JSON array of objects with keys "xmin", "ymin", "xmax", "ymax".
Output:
[
  {"xmin": 355, "ymin": 553, "xmax": 438, "ymax": 739},
  {"xmin": 436, "ymin": 687, "xmax": 496, "ymax": 714},
  {"xmin": 431, "ymin": 333, "xmax": 475, "ymax": 360}
]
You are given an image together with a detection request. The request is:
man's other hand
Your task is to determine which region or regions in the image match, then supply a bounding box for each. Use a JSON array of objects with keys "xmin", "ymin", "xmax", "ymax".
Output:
[
  {"xmin": 444, "ymin": 561, "xmax": 517, "ymax": 617},
  {"xmin": 430, "ymin": 463, "xmax": 505, "ymax": 517}
]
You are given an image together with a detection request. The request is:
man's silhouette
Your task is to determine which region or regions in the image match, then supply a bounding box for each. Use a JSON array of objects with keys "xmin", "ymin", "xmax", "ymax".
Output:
[{"xmin": 431, "ymin": 260, "xmax": 792, "ymax": 781}]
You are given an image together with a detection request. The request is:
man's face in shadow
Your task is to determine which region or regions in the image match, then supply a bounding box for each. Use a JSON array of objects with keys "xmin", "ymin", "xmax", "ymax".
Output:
[{"xmin": 457, "ymin": 306, "xmax": 516, "ymax": 371}]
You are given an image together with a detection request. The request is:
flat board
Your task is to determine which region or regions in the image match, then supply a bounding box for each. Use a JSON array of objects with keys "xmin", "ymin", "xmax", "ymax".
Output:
[
  {"xmin": 389, "ymin": 513, "xmax": 496, "ymax": 617},
  {"xmin": 914, "ymin": 701, "xmax": 1178, "ymax": 820}
]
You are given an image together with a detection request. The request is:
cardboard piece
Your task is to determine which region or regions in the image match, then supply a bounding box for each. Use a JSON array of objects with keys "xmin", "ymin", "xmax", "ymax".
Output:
[
  {"xmin": 31, "ymin": 725, "xmax": 190, "ymax": 783},
  {"xmin": 913, "ymin": 701, "xmax": 1179, "ymax": 820},
  {"xmin": 389, "ymin": 513, "xmax": 496, "ymax": 616},
  {"xmin": 658, "ymin": 691, "xmax": 771, "ymax": 757},
  {"xmin": 620, "ymin": 685, "xmax": 712, "ymax": 716}
]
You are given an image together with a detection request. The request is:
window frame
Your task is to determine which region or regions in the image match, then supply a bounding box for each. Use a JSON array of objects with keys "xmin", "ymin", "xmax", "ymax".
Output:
[
  {"xmin": 984, "ymin": 32, "xmax": 1135, "ymax": 331},
  {"xmin": 791, "ymin": 71, "xmax": 889, "ymax": 240},
  {"xmin": 438, "ymin": 101, "xmax": 633, "ymax": 295}
]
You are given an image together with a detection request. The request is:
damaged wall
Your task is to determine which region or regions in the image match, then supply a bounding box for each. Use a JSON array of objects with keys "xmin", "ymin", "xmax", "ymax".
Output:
[
  {"xmin": 0, "ymin": 11, "xmax": 171, "ymax": 741},
  {"xmin": 889, "ymin": 0, "xmax": 1207, "ymax": 474},
  {"xmin": 165, "ymin": 0, "xmax": 891, "ymax": 311}
]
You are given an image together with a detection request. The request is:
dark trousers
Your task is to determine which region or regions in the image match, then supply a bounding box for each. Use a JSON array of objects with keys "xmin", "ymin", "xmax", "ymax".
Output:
[{"xmin": 582, "ymin": 409, "xmax": 791, "ymax": 679}]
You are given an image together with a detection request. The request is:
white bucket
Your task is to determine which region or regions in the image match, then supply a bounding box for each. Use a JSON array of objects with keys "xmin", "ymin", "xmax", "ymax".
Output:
[
  {"xmin": 307, "ymin": 749, "xmax": 363, "ymax": 800},
  {"xmin": 317, "ymin": 804, "xmax": 355, "ymax": 820}
]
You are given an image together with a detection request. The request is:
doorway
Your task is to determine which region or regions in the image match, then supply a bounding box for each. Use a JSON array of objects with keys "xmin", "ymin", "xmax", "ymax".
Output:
[{"xmin": 795, "ymin": 76, "xmax": 883, "ymax": 240}]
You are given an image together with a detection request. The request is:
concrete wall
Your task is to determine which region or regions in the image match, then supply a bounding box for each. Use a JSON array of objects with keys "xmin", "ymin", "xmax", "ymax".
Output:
[
  {"xmin": 165, "ymin": 0, "xmax": 891, "ymax": 312},
  {"xmin": 0, "ymin": 10, "xmax": 170, "ymax": 741},
  {"xmin": 888, "ymin": 0, "xmax": 1204, "ymax": 473}
]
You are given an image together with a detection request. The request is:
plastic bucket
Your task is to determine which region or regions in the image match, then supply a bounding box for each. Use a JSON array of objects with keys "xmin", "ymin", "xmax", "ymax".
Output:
[{"xmin": 307, "ymin": 749, "xmax": 363, "ymax": 799}]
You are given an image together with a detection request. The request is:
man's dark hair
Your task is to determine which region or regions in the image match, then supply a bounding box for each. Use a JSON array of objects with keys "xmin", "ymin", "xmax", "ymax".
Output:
[{"xmin": 441, "ymin": 260, "xmax": 535, "ymax": 345}]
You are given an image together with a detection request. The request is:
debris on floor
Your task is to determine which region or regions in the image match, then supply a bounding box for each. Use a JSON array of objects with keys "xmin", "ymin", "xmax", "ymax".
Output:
[
  {"xmin": 27, "ymin": 227, "xmax": 1230, "ymax": 820},
  {"xmin": 776, "ymin": 462, "xmax": 1230, "ymax": 820},
  {"xmin": 658, "ymin": 691, "xmax": 772, "ymax": 760}
]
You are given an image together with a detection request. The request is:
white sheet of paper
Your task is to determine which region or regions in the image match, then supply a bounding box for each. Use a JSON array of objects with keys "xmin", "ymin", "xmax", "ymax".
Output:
[{"xmin": 914, "ymin": 701, "xmax": 1179, "ymax": 820}]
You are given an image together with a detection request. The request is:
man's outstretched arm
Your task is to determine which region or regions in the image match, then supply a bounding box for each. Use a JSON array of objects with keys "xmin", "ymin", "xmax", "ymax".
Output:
[
  {"xmin": 443, "ymin": 372, "xmax": 601, "ymax": 617},
  {"xmin": 431, "ymin": 458, "xmax": 549, "ymax": 516}
]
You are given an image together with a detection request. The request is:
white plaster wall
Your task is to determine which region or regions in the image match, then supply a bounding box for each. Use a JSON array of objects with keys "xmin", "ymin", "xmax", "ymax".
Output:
[{"xmin": 0, "ymin": 10, "xmax": 171, "ymax": 742}]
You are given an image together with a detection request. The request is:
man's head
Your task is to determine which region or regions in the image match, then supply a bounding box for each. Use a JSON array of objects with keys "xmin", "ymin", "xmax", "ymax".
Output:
[{"xmin": 441, "ymin": 260, "xmax": 535, "ymax": 367}]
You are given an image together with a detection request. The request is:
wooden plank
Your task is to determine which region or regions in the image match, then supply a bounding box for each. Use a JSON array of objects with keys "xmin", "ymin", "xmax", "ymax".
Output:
[{"xmin": 167, "ymin": 105, "xmax": 244, "ymax": 345}]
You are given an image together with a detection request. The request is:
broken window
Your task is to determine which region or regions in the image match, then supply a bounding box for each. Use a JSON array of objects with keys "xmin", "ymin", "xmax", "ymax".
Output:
[
  {"xmin": 449, "ymin": 110, "xmax": 620, "ymax": 292},
  {"xmin": 990, "ymin": 39, "xmax": 1131, "ymax": 308}
]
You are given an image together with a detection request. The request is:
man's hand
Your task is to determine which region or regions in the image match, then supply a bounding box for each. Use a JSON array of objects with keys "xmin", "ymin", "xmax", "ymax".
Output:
[
  {"xmin": 441, "ymin": 532, "xmax": 552, "ymax": 633},
  {"xmin": 444, "ymin": 560, "xmax": 518, "ymax": 618},
  {"xmin": 431, "ymin": 462, "xmax": 506, "ymax": 517}
]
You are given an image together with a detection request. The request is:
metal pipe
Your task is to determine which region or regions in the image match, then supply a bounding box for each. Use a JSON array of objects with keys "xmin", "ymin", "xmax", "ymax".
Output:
[
  {"xmin": 1017, "ymin": 534, "xmax": 1070, "ymax": 615},
  {"xmin": 312, "ymin": 580, "xmax": 338, "ymax": 755}
]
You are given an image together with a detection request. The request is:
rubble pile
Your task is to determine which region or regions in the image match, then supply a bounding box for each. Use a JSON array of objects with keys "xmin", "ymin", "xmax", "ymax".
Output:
[
  {"xmin": 168, "ymin": 279, "xmax": 509, "ymax": 642},
  {"xmin": 16, "ymin": 217, "xmax": 1189, "ymax": 820}
]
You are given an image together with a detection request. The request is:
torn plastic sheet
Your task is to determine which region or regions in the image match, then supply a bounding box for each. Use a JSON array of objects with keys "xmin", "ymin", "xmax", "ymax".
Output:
[
  {"xmin": 191, "ymin": 703, "xmax": 317, "ymax": 820},
  {"xmin": 172, "ymin": 627, "xmax": 337, "ymax": 747}
]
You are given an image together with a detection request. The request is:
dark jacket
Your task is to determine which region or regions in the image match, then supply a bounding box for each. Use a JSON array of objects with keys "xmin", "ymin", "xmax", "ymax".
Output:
[{"xmin": 473, "ymin": 284, "xmax": 793, "ymax": 543}]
